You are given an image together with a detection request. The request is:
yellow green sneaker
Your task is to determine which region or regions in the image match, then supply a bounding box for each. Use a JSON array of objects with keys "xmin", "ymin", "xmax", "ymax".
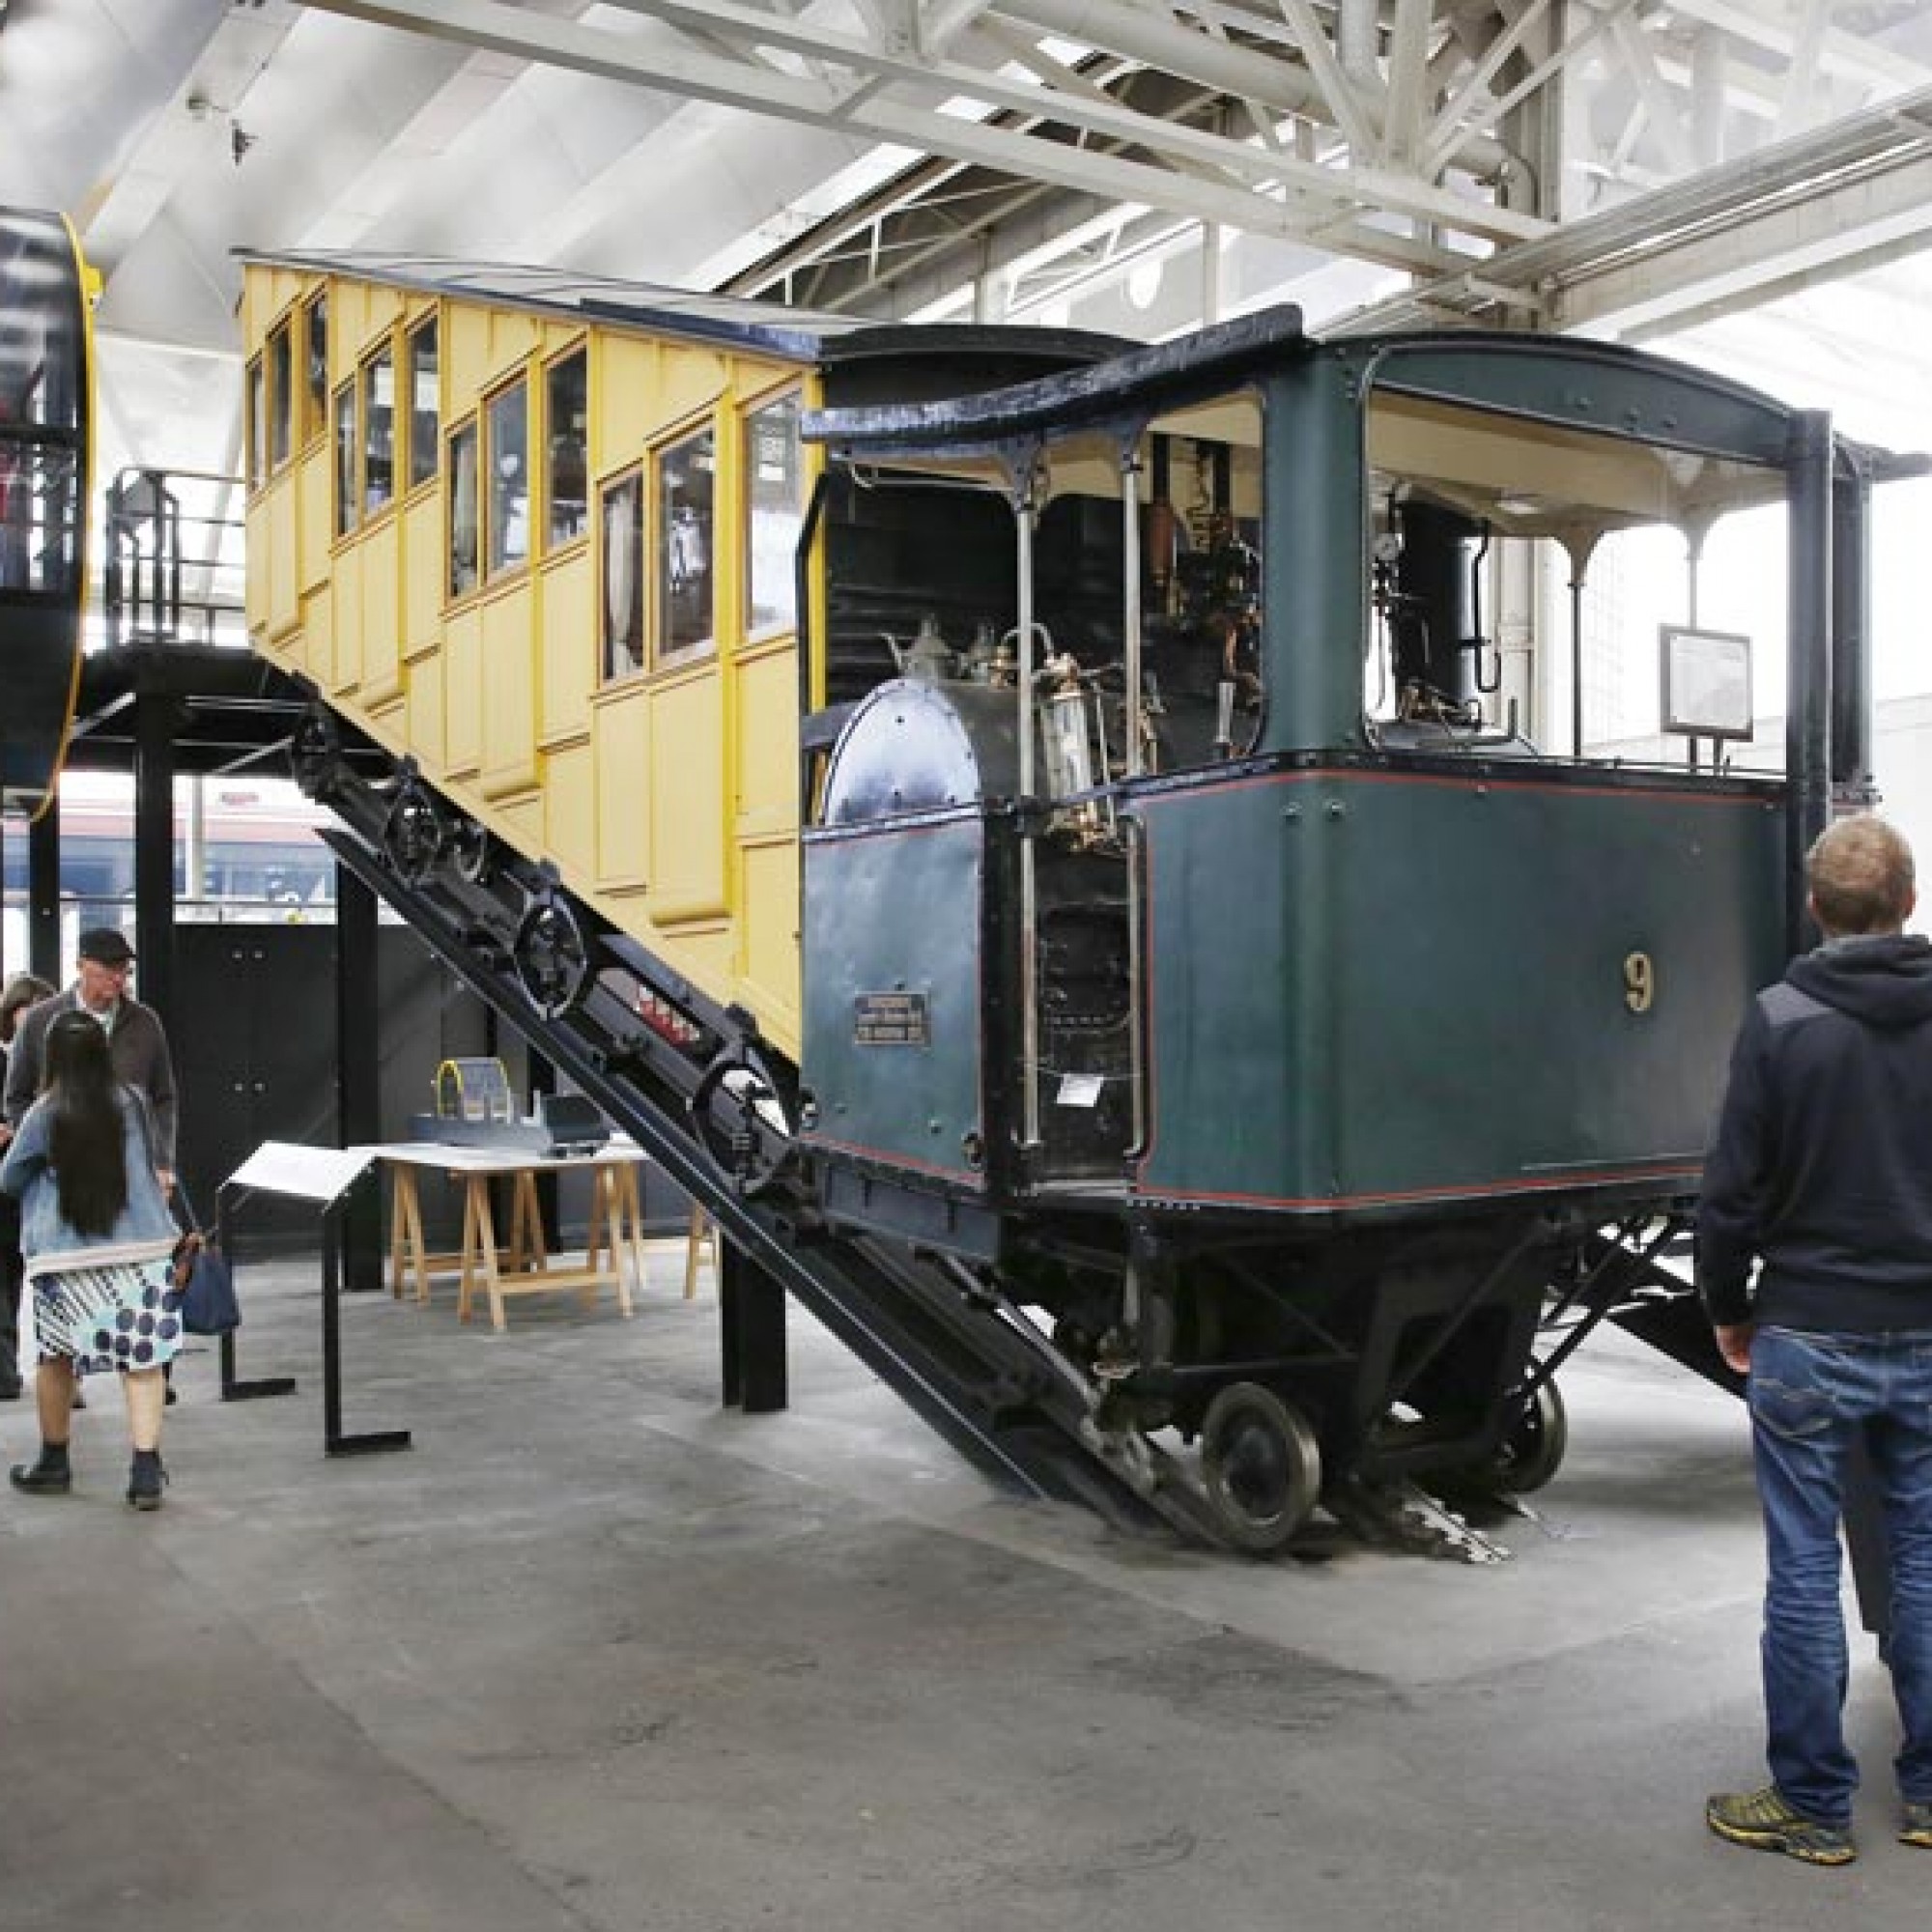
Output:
[
  {"xmin": 1901, "ymin": 1800, "xmax": 1932, "ymax": 1849},
  {"xmin": 1706, "ymin": 1786, "xmax": 1856, "ymax": 1866}
]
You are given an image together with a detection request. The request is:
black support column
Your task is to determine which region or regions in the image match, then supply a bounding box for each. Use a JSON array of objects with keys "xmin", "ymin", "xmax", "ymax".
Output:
[
  {"xmin": 27, "ymin": 795, "xmax": 59, "ymax": 986},
  {"xmin": 720, "ymin": 1237, "xmax": 787, "ymax": 1414},
  {"xmin": 334, "ymin": 862, "xmax": 384, "ymax": 1293},
  {"xmin": 131, "ymin": 679, "xmax": 177, "ymax": 1022}
]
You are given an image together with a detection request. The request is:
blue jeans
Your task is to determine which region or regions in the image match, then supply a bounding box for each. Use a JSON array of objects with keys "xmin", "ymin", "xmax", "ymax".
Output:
[{"xmin": 1749, "ymin": 1325, "xmax": 1932, "ymax": 1826}]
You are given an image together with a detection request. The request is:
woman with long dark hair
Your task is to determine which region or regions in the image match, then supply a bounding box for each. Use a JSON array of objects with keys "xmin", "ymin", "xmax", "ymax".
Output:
[{"xmin": 2, "ymin": 1009, "xmax": 182, "ymax": 1508}]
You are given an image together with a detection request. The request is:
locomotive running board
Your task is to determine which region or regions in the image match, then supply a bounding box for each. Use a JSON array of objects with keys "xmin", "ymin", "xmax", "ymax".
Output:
[{"xmin": 313, "ymin": 803, "xmax": 1199, "ymax": 1543}]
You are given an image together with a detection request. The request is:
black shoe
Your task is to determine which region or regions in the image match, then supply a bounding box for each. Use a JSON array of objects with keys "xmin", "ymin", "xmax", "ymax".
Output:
[
  {"xmin": 164, "ymin": 1382, "xmax": 179, "ymax": 1407},
  {"xmin": 10, "ymin": 1457, "xmax": 72, "ymax": 1496},
  {"xmin": 1706, "ymin": 1785, "xmax": 1856, "ymax": 1866},
  {"xmin": 0, "ymin": 1375, "xmax": 21, "ymax": 1403},
  {"xmin": 70, "ymin": 1384, "xmax": 86, "ymax": 1410},
  {"xmin": 126, "ymin": 1459, "xmax": 167, "ymax": 1512}
]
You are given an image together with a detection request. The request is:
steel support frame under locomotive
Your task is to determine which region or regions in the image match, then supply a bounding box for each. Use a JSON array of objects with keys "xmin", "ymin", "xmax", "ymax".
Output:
[{"xmin": 295, "ymin": 305, "xmax": 1894, "ymax": 1558}]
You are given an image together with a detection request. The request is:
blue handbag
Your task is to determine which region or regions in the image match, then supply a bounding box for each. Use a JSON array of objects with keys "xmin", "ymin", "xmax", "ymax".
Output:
[{"xmin": 172, "ymin": 1184, "xmax": 241, "ymax": 1337}]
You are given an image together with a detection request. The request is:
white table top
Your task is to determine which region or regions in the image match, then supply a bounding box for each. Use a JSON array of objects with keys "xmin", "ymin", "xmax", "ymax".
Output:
[{"xmin": 362, "ymin": 1134, "xmax": 648, "ymax": 1176}]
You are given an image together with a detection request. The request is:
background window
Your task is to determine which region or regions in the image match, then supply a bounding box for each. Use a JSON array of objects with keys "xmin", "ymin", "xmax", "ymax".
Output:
[
  {"xmin": 268, "ymin": 324, "xmax": 293, "ymax": 470},
  {"xmin": 486, "ymin": 380, "xmax": 528, "ymax": 578},
  {"xmin": 601, "ymin": 469, "xmax": 644, "ymax": 681},
  {"xmin": 448, "ymin": 419, "xmax": 478, "ymax": 599},
  {"xmin": 746, "ymin": 395, "xmax": 802, "ymax": 635},
  {"xmin": 407, "ymin": 318, "xmax": 439, "ymax": 491},
  {"xmin": 657, "ymin": 426, "xmax": 715, "ymax": 658},
  {"xmin": 303, "ymin": 295, "xmax": 327, "ymax": 444},
  {"xmin": 546, "ymin": 349, "xmax": 588, "ymax": 548},
  {"xmin": 332, "ymin": 383, "xmax": 356, "ymax": 537},
  {"xmin": 246, "ymin": 358, "xmax": 265, "ymax": 489},
  {"xmin": 362, "ymin": 345, "xmax": 394, "ymax": 518}
]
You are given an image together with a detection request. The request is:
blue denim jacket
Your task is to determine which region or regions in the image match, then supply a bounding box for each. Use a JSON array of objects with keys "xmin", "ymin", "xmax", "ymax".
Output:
[{"xmin": 0, "ymin": 1089, "xmax": 178, "ymax": 1264}]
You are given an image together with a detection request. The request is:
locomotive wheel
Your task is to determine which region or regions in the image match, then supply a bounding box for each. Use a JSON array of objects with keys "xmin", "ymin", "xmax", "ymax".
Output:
[
  {"xmin": 1200, "ymin": 1381, "xmax": 1321, "ymax": 1555},
  {"xmin": 383, "ymin": 781, "xmax": 445, "ymax": 886},
  {"xmin": 290, "ymin": 708, "xmax": 342, "ymax": 798},
  {"xmin": 448, "ymin": 814, "xmax": 494, "ymax": 886},
  {"xmin": 1492, "ymin": 1378, "xmax": 1568, "ymax": 1495},
  {"xmin": 689, "ymin": 1045, "xmax": 796, "ymax": 1198},
  {"xmin": 513, "ymin": 895, "xmax": 593, "ymax": 1019}
]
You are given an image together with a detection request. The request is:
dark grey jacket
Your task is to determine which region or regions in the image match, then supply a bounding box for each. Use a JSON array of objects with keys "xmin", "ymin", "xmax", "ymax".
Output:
[{"xmin": 3, "ymin": 988, "xmax": 179, "ymax": 1166}]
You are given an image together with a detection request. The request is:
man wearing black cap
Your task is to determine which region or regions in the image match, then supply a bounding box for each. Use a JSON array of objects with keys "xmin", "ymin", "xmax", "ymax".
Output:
[{"xmin": 3, "ymin": 927, "xmax": 178, "ymax": 1192}]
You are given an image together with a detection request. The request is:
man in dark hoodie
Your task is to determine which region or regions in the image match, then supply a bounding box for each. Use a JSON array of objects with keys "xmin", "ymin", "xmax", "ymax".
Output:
[{"xmin": 1700, "ymin": 813, "xmax": 1932, "ymax": 1867}]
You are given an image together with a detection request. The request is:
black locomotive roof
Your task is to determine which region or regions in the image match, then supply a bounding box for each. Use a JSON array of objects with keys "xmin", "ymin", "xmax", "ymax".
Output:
[{"xmin": 235, "ymin": 246, "xmax": 1124, "ymax": 370}]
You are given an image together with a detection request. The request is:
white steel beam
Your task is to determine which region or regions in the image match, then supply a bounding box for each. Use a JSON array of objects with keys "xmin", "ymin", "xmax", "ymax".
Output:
[{"xmin": 299, "ymin": 0, "xmax": 1548, "ymax": 251}]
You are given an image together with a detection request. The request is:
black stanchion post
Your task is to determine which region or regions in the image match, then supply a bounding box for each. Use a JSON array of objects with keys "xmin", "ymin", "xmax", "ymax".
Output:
[
  {"xmin": 720, "ymin": 1236, "xmax": 787, "ymax": 1414},
  {"xmin": 323, "ymin": 1174, "xmax": 412, "ymax": 1458},
  {"xmin": 215, "ymin": 1181, "xmax": 296, "ymax": 1403}
]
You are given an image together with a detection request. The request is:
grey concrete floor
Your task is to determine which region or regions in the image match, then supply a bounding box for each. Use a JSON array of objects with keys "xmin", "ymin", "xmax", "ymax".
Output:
[{"xmin": 0, "ymin": 1242, "xmax": 1923, "ymax": 1930}]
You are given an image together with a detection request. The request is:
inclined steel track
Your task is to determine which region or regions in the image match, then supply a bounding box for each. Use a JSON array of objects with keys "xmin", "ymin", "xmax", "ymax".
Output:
[{"xmin": 308, "ymin": 730, "xmax": 1207, "ymax": 1542}]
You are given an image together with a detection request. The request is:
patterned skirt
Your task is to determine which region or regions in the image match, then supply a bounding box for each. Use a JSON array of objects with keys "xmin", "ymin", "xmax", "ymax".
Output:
[{"xmin": 29, "ymin": 1241, "xmax": 185, "ymax": 1376}]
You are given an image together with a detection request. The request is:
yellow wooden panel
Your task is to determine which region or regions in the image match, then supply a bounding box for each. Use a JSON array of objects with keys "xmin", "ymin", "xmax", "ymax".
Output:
[
  {"xmin": 649, "ymin": 673, "xmax": 724, "ymax": 921},
  {"xmin": 302, "ymin": 587, "xmax": 332, "ymax": 693},
  {"xmin": 593, "ymin": 687, "xmax": 650, "ymax": 888},
  {"xmin": 359, "ymin": 282, "xmax": 402, "ymax": 353},
  {"xmin": 359, "ymin": 514, "xmax": 402, "ymax": 705},
  {"xmin": 658, "ymin": 349, "xmax": 728, "ymax": 430},
  {"xmin": 298, "ymin": 443, "xmax": 330, "ymax": 594},
  {"xmin": 266, "ymin": 476, "xmax": 298, "ymax": 640},
  {"xmin": 733, "ymin": 642, "xmax": 800, "ymax": 839},
  {"xmin": 738, "ymin": 838, "xmax": 802, "ymax": 1055},
  {"xmin": 546, "ymin": 741, "xmax": 596, "ymax": 880},
  {"xmin": 444, "ymin": 604, "xmax": 482, "ymax": 775},
  {"xmin": 539, "ymin": 553, "xmax": 593, "ymax": 744},
  {"xmin": 446, "ymin": 304, "xmax": 492, "ymax": 407},
  {"xmin": 327, "ymin": 542, "xmax": 361, "ymax": 694},
  {"xmin": 329, "ymin": 280, "xmax": 365, "ymax": 387},
  {"xmin": 245, "ymin": 501, "xmax": 270, "ymax": 638},
  {"xmin": 500, "ymin": 796, "xmax": 543, "ymax": 847},
  {"xmin": 402, "ymin": 490, "xmax": 442, "ymax": 659},
  {"xmin": 491, "ymin": 309, "xmax": 538, "ymax": 377},
  {"xmin": 595, "ymin": 335, "xmax": 659, "ymax": 467},
  {"xmin": 406, "ymin": 642, "xmax": 446, "ymax": 767},
  {"xmin": 480, "ymin": 584, "xmax": 539, "ymax": 797}
]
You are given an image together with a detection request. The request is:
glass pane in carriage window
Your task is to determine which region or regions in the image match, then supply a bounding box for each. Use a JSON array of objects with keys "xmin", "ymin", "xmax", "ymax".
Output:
[
  {"xmin": 246, "ymin": 358, "xmax": 265, "ymax": 489},
  {"xmin": 486, "ymin": 379, "xmax": 529, "ymax": 578},
  {"xmin": 657, "ymin": 425, "xmax": 715, "ymax": 659},
  {"xmin": 600, "ymin": 468, "xmax": 644, "ymax": 681},
  {"xmin": 362, "ymin": 344, "xmax": 394, "ymax": 519},
  {"xmin": 746, "ymin": 395, "xmax": 801, "ymax": 636},
  {"xmin": 448, "ymin": 418, "xmax": 479, "ymax": 600},
  {"xmin": 269, "ymin": 325, "xmax": 293, "ymax": 471},
  {"xmin": 546, "ymin": 349, "xmax": 588, "ymax": 548},
  {"xmin": 332, "ymin": 383, "xmax": 357, "ymax": 538},
  {"xmin": 303, "ymin": 295, "xmax": 327, "ymax": 445},
  {"xmin": 407, "ymin": 318, "xmax": 439, "ymax": 491}
]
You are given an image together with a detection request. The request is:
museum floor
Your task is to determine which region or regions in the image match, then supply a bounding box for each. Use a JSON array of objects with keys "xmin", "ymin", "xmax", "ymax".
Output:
[{"xmin": 0, "ymin": 1244, "xmax": 1922, "ymax": 1931}]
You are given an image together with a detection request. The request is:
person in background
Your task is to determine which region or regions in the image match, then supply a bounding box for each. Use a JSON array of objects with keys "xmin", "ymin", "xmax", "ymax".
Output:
[
  {"xmin": 1700, "ymin": 813, "xmax": 1932, "ymax": 1866},
  {"xmin": 4, "ymin": 929, "xmax": 177, "ymax": 1193},
  {"xmin": 3, "ymin": 1010, "xmax": 184, "ymax": 1509},
  {"xmin": 0, "ymin": 971, "xmax": 56, "ymax": 1399}
]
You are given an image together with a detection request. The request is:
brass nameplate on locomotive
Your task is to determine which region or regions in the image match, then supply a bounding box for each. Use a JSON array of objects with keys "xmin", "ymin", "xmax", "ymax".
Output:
[{"xmin": 853, "ymin": 991, "xmax": 930, "ymax": 1046}]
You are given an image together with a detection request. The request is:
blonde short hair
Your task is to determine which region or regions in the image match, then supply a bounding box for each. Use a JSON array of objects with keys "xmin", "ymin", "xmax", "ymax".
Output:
[{"xmin": 1807, "ymin": 814, "xmax": 1915, "ymax": 937}]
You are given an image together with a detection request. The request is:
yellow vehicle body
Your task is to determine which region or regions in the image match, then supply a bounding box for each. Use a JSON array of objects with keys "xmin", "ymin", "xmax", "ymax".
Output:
[{"xmin": 241, "ymin": 258, "xmax": 818, "ymax": 1056}]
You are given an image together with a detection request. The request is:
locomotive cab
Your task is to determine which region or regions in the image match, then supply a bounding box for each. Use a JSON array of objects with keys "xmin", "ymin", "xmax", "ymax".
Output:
[{"xmin": 799, "ymin": 309, "xmax": 1890, "ymax": 1548}]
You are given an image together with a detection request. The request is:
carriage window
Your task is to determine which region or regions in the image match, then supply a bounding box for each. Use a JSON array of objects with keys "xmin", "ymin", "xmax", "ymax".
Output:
[
  {"xmin": 362, "ymin": 344, "xmax": 394, "ymax": 519},
  {"xmin": 268, "ymin": 323, "xmax": 293, "ymax": 471},
  {"xmin": 406, "ymin": 317, "xmax": 439, "ymax": 491},
  {"xmin": 245, "ymin": 357, "xmax": 265, "ymax": 490},
  {"xmin": 447, "ymin": 417, "xmax": 478, "ymax": 600},
  {"xmin": 302, "ymin": 294, "xmax": 328, "ymax": 445},
  {"xmin": 657, "ymin": 425, "xmax": 715, "ymax": 660},
  {"xmin": 331, "ymin": 382, "xmax": 356, "ymax": 537},
  {"xmin": 746, "ymin": 394, "xmax": 802, "ymax": 636},
  {"xmin": 486, "ymin": 379, "xmax": 528, "ymax": 578},
  {"xmin": 546, "ymin": 348, "xmax": 588, "ymax": 549},
  {"xmin": 600, "ymin": 469, "xmax": 644, "ymax": 682}
]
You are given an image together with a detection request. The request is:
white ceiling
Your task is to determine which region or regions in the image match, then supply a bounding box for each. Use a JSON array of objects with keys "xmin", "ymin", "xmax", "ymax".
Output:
[{"xmin": 4, "ymin": 0, "xmax": 1932, "ymax": 503}]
